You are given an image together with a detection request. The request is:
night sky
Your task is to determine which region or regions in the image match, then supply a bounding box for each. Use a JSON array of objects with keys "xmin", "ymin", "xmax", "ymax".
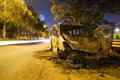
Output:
[
  {"xmin": 24, "ymin": 0, "xmax": 120, "ymax": 29},
  {"xmin": 24, "ymin": 0, "xmax": 61, "ymax": 29}
]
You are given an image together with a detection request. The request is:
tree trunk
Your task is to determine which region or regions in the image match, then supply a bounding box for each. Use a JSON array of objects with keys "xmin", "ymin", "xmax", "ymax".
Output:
[
  {"xmin": 73, "ymin": 17, "xmax": 80, "ymax": 25},
  {"xmin": 3, "ymin": 22, "xmax": 6, "ymax": 39},
  {"xmin": 17, "ymin": 27, "xmax": 20, "ymax": 39}
]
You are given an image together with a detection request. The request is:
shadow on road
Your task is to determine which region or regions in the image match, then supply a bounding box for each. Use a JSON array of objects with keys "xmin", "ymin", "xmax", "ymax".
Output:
[{"xmin": 33, "ymin": 50, "xmax": 54, "ymax": 59}]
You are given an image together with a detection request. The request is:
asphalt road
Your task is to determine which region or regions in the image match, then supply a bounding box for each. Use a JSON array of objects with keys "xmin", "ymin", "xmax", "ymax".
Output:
[
  {"xmin": 0, "ymin": 43, "xmax": 50, "ymax": 80},
  {"xmin": 0, "ymin": 41, "xmax": 119, "ymax": 80}
]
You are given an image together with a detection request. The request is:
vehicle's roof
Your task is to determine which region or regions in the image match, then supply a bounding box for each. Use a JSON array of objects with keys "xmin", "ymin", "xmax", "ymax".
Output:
[{"xmin": 59, "ymin": 24, "xmax": 85, "ymax": 31}]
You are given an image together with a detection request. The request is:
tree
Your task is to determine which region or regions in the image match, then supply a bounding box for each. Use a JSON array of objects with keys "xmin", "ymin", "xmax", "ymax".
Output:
[
  {"xmin": 50, "ymin": 0, "xmax": 120, "ymax": 26},
  {"xmin": 0, "ymin": 0, "xmax": 41, "ymax": 39},
  {"xmin": 27, "ymin": 6, "xmax": 44, "ymax": 39},
  {"xmin": 0, "ymin": 0, "xmax": 28, "ymax": 39}
]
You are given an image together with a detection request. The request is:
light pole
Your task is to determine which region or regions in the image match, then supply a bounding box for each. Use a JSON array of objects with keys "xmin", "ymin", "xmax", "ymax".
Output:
[{"xmin": 43, "ymin": 24, "xmax": 48, "ymax": 38}]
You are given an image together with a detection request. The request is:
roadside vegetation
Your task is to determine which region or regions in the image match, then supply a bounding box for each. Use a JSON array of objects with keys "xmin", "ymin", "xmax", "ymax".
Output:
[{"xmin": 0, "ymin": 0, "xmax": 48, "ymax": 40}]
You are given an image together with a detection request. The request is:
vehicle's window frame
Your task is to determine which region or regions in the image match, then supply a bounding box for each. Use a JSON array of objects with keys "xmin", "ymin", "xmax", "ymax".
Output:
[{"xmin": 51, "ymin": 26, "xmax": 59, "ymax": 37}]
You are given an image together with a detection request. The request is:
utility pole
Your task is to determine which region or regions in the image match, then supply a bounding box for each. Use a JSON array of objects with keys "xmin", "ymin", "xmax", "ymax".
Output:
[{"xmin": 3, "ymin": 0, "xmax": 6, "ymax": 39}]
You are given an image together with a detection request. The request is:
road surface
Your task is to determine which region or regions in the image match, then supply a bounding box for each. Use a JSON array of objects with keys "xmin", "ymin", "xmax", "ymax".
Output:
[
  {"xmin": 0, "ymin": 42, "xmax": 50, "ymax": 80},
  {"xmin": 0, "ymin": 42, "xmax": 119, "ymax": 80}
]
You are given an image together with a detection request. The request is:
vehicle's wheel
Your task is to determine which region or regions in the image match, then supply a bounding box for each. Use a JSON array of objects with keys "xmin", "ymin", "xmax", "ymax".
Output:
[
  {"xmin": 58, "ymin": 50, "xmax": 64, "ymax": 59},
  {"xmin": 64, "ymin": 43, "xmax": 72, "ymax": 55}
]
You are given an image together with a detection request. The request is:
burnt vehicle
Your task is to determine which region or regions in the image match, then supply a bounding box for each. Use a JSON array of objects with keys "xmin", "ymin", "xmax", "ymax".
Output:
[{"xmin": 50, "ymin": 23, "xmax": 114, "ymax": 59}]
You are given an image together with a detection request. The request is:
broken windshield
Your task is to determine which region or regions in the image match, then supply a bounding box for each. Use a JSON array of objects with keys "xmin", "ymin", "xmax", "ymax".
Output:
[
  {"xmin": 61, "ymin": 29, "xmax": 81, "ymax": 36},
  {"xmin": 59, "ymin": 24, "xmax": 85, "ymax": 36}
]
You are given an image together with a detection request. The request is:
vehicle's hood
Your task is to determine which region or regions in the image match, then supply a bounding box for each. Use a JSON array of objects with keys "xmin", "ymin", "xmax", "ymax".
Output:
[{"xmin": 63, "ymin": 34, "xmax": 100, "ymax": 53}]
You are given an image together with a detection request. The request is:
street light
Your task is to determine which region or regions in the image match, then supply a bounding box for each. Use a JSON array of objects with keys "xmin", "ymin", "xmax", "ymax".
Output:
[
  {"xmin": 43, "ymin": 24, "xmax": 47, "ymax": 28},
  {"xmin": 114, "ymin": 28, "xmax": 120, "ymax": 33},
  {"xmin": 43, "ymin": 24, "xmax": 48, "ymax": 38}
]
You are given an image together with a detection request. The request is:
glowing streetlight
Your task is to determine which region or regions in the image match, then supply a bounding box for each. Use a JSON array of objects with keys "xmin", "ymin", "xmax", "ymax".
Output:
[
  {"xmin": 114, "ymin": 28, "xmax": 120, "ymax": 33},
  {"xmin": 43, "ymin": 25, "xmax": 47, "ymax": 28}
]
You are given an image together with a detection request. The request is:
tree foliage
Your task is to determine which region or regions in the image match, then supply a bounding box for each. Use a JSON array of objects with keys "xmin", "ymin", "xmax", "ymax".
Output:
[
  {"xmin": 0, "ymin": 0, "xmax": 43, "ymax": 39},
  {"xmin": 50, "ymin": 0, "xmax": 120, "ymax": 26}
]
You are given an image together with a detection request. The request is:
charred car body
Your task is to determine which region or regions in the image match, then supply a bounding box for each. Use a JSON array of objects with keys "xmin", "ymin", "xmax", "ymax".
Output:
[{"xmin": 50, "ymin": 23, "xmax": 114, "ymax": 59}]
